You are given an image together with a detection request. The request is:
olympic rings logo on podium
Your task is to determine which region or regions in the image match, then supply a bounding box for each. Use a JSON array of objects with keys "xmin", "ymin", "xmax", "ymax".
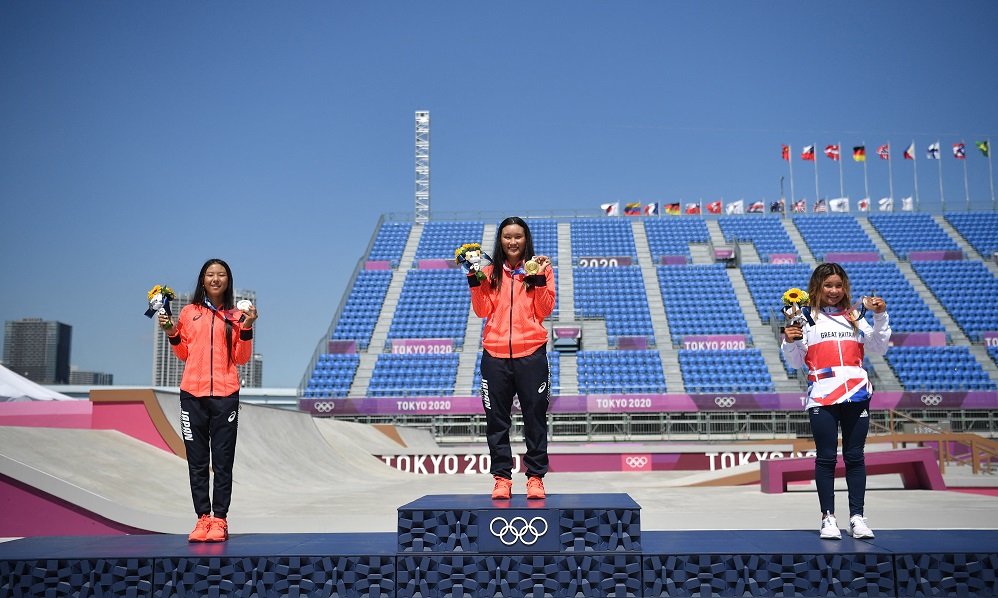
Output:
[
  {"xmin": 313, "ymin": 401, "xmax": 335, "ymax": 413},
  {"xmin": 714, "ymin": 396, "xmax": 736, "ymax": 408},
  {"xmin": 490, "ymin": 516, "xmax": 548, "ymax": 546},
  {"xmin": 624, "ymin": 456, "xmax": 649, "ymax": 469}
]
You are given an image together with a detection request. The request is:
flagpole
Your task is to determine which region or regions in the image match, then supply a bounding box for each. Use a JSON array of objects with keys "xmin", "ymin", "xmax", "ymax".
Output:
[
  {"xmin": 861, "ymin": 141, "xmax": 869, "ymax": 202},
  {"xmin": 788, "ymin": 144, "xmax": 795, "ymax": 207},
  {"xmin": 912, "ymin": 140, "xmax": 920, "ymax": 212},
  {"xmin": 962, "ymin": 141, "xmax": 970, "ymax": 211},
  {"xmin": 937, "ymin": 139, "xmax": 945, "ymax": 213},
  {"xmin": 813, "ymin": 141, "xmax": 820, "ymax": 212},
  {"xmin": 887, "ymin": 142, "xmax": 895, "ymax": 211},
  {"xmin": 989, "ymin": 139, "xmax": 996, "ymax": 211},
  {"xmin": 838, "ymin": 140, "xmax": 844, "ymax": 199}
]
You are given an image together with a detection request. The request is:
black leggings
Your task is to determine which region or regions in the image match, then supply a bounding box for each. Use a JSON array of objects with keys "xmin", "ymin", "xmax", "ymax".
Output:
[
  {"xmin": 809, "ymin": 399, "xmax": 870, "ymax": 517},
  {"xmin": 180, "ymin": 393, "xmax": 239, "ymax": 519},
  {"xmin": 480, "ymin": 347, "xmax": 550, "ymax": 479}
]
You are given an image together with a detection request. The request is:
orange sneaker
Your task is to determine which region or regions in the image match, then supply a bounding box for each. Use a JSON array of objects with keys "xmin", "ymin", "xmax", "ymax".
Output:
[
  {"xmin": 205, "ymin": 517, "xmax": 228, "ymax": 542},
  {"xmin": 188, "ymin": 514, "xmax": 212, "ymax": 543},
  {"xmin": 526, "ymin": 476, "xmax": 546, "ymax": 499},
  {"xmin": 491, "ymin": 476, "xmax": 512, "ymax": 500}
]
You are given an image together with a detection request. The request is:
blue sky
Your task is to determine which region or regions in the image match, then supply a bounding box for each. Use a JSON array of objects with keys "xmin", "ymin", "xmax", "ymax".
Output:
[{"xmin": 2, "ymin": 2, "xmax": 997, "ymax": 387}]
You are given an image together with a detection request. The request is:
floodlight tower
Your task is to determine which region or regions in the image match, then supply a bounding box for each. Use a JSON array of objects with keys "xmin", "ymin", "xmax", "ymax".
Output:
[{"xmin": 415, "ymin": 111, "xmax": 430, "ymax": 223}]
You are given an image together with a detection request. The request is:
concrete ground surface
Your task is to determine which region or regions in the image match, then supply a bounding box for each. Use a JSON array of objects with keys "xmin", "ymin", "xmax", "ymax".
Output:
[{"xmin": 1, "ymin": 398, "xmax": 995, "ymax": 538}]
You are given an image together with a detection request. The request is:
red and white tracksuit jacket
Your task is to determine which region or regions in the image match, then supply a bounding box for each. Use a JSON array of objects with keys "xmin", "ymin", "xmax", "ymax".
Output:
[{"xmin": 781, "ymin": 307, "xmax": 891, "ymax": 409}]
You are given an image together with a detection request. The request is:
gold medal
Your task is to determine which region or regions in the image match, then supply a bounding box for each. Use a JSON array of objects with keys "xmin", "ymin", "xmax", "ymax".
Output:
[{"xmin": 524, "ymin": 259, "xmax": 539, "ymax": 275}]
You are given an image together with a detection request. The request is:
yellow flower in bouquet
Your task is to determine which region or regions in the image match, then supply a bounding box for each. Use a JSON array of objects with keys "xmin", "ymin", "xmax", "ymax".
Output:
[
  {"xmin": 455, "ymin": 243, "xmax": 482, "ymax": 263},
  {"xmin": 147, "ymin": 285, "xmax": 176, "ymax": 302},
  {"xmin": 145, "ymin": 284, "xmax": 177, "ymax": 321},
  {"xmin": 782, "ymin": 288, "xmax": 809, "ymax": 306}
]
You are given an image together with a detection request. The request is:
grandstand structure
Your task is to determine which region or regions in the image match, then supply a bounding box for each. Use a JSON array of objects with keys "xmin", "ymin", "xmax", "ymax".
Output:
[{"xmin": 301, "ymin": 211, "xmax": 998, "ymax": 441}]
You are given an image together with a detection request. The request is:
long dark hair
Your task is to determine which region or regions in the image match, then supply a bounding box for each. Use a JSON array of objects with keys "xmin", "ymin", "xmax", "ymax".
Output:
[
  {"xmin": 488, "ymin": 216, "xmax": 537, "ymax": 292},
  {"xmin": 191, "ymin": 258, "xmax": 236, "ymax": 364},
  {"xmin": 807, "ymin": 262, "xmax": 858, "ymax": 332}
]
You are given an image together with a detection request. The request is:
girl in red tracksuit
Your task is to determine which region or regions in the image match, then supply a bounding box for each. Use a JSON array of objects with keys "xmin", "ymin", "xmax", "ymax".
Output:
[
  {"xmin": 159, "ymin": 258, "xmax": 258, "ymax": 543},
  {"xmin": 468, "ymin": 217, "xmax": 556, "ymax": 500}
]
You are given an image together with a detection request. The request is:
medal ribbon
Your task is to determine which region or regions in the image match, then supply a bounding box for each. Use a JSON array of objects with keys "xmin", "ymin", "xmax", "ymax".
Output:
[{"xmin": 204, "ymin": 298, "xmax": 245, "ymax": 323}]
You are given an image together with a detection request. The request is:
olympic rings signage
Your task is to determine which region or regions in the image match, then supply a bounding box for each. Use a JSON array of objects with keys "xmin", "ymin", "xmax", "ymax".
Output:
[
  {"xmin": 312, "ymin": 401, "xmax": 335, "ymax": 414},
  {"xmin": 920, "ymin": 394, "xmax": 943, "ymax": 407},
  {"xmin": 479, "ymin": 511, "xmax": 557, "ymax": 552},
  {"xmin": 622, "ymin": 454, "xmax": 651, "ymax": 471},
  {"xmin": 714, "ymin": 396, "xmax": 736, "ymax": 408}
]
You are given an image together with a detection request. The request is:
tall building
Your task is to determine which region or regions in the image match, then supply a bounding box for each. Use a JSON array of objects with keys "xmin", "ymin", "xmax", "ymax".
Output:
[
  {"xmin": 3, "ymin": 318, "xmax": 72, "ymax": 384},
  {"xmin": 69, "ymin": 366, "xmax": 113, "ymax": 385},
  {"xmin": 152, "ymin": 290, "xmax": 263, "ymax": 387}
]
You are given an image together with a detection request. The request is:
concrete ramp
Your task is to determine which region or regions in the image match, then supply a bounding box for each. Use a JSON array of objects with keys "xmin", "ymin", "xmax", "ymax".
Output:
[
  {"xmin": 0, "ymin": 400, "xmax": 488, "ymax": 534},
  {"xmin": 0, "ymin": 426, "xmax": 195, "ymax": 533},
  {"xmin": 313, "ymin": 418, "xmax": 413, "ymax": 455}
]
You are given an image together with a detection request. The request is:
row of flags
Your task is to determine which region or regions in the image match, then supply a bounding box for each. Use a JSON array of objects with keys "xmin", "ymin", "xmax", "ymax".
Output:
[
  {"xmin": 601, "ymin": 139, "xmax": 994, "ymax": 218},
  {"xmin": 601, "ymin": 196, "xmax": 918, "ymax": 216},
  {"xmin": 786, "ymin": 141, "xmax": 990, "ymax": 162}
]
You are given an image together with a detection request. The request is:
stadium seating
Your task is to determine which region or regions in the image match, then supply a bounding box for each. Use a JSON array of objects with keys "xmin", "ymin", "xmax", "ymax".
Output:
[
  {"xmin": 793, "ymin": 214, "xmax": 879, "ymax": 261},
  {"xmin": 885, "ymin": 346, "xmax": 996, "ymax": 391},
  {"xmin": 526, "ymin": 218, "xmax": 560, "ymax": 265},
  {"xmin": 644, "ymin": 218, "xmax": 710, "ymax": 263},
  {"xmin": 716, "ymin": 215, "xmax": 798, "ymax": 262},
  {"xmin": 574, "ymin": 265, "xmax": 655, "ymax": 347},
  {"xmin": 576, "ymin": 350, "xmax": 666, "ymax": 394},
  {"xmin": 657, "ymin": 264, "xmax": 751, "ymax": 346},
  {"xmin": 946, "ymin": 212, "xmax": 998, "ymax": 258},
  {"xmin": 367, "ymin": 221, "xmax": 413, "ymax": 267},
  {"xmin": 912, "ymin": 260, "xmax": 998, "ymax": 342},
  {"xmin": 304, "ymin": 212, "xmax": 998, "ymax": 398},
  {"xmin": 303, "ymin": 354, "xmax": 361, "ymax": 398},
  {"xmin": 841, "ymin": 262, "xmax": 945, "ymax": 334},
  {"xmin": 330, "ymin": 270, "xmax": 393, "ymax": 349},
  {"xmin": 387, "ymin": 270, "xmax": 471, "ymax": 348},
  {"xmin": 367, "ymin": 353, "xmax": 461, "ymax": 397},
  {"xmin": 678, "ymin": 349, "xmax": 775, "ymax": 393},
  {"xmin": 570, "ymin": 219, "xmax": 637, "ymax": 259},
  {"xmin": 867, "ymin": 213, "xmax": 961, "ymax": 260},
  {"xmin": 413, "ymin": 221, "xmax": 486, "ymax": 262}
]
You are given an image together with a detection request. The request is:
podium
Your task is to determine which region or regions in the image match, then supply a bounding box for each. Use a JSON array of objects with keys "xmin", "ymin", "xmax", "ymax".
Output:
[
  {"xmin": 396, "ymin": 493, "xmax": 642, "ymax": 596},
  {"xmin": 2, "ymin": 493, "xmax": 997, "ymax": 596}
]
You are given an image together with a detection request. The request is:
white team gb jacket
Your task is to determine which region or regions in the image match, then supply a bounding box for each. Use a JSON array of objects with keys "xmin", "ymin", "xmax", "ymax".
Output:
[{"xmin": 781, "ymin": 307, "xmax": 892, "ymax": 409}]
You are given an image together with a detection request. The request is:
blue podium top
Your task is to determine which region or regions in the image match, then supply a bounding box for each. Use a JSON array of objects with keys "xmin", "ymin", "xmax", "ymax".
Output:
[{"xmin": 398, "ymin": 492, "xmax": 641, "ymax": 511}]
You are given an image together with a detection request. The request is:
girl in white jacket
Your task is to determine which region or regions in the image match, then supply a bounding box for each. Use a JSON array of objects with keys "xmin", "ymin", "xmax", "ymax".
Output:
[{"xmin": 781, "ymin": 263, "xmax": 890, "ymax": 540}]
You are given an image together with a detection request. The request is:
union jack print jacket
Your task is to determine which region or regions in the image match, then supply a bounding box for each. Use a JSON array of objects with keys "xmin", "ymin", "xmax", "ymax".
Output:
[{"xmin": 781, "ymin": 307, "xmax": 891, "ymax": 409}]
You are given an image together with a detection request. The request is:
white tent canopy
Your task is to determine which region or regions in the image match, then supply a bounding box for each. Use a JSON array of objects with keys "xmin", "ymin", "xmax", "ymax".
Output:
[{"xmin": 0, "ymin": 363, "xmax": 74, "ymax": 401}]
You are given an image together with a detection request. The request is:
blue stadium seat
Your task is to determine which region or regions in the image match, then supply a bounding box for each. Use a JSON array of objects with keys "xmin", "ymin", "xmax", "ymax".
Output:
[
  {"xmin": 367, "ymin": 221, "xmax": 413, "ymax": 267},
  {"xmin": 793, "ymin": 214, "xmax": 879, "ymax": 262},
  {"xmin": 912, "ymin": 260, "xmax": 998, "ymax": 342},
  {"xmin": 868, "ymin": 213, "xmax": 960, "ymax": 260},
  {"xmin": 717, "ymin": 216, "xmax": 798, "ymax": 262},
  {"xmin": 945, "ymin": 212, "xmax": 998, "ymax": 257},
  {"xmin": 575, "ymin": 350, "xmax": 666, "ymax": 394}
]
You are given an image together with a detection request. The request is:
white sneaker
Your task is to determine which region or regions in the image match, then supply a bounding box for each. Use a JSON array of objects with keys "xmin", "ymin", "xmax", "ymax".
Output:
[
  {"xmin": 849, "ymin": 515, "xmax": 875, "ymax": 539},
  {"xmin": 819, "ymin": 515, "xmax": 841, "ymax": 540}
]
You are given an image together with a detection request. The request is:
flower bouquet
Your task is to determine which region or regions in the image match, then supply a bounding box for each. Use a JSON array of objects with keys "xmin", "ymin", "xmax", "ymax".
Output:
[
  {"xmin": 455, "ymin": 243, "xmax": 492, "ymax": 279},
  {"xmin": 145, "ymin": 285, "xmax": 176, "ymax": 318},
  {"xmin": 781, "ymin": 287, "xmax": 813, "ymax": 328}
]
